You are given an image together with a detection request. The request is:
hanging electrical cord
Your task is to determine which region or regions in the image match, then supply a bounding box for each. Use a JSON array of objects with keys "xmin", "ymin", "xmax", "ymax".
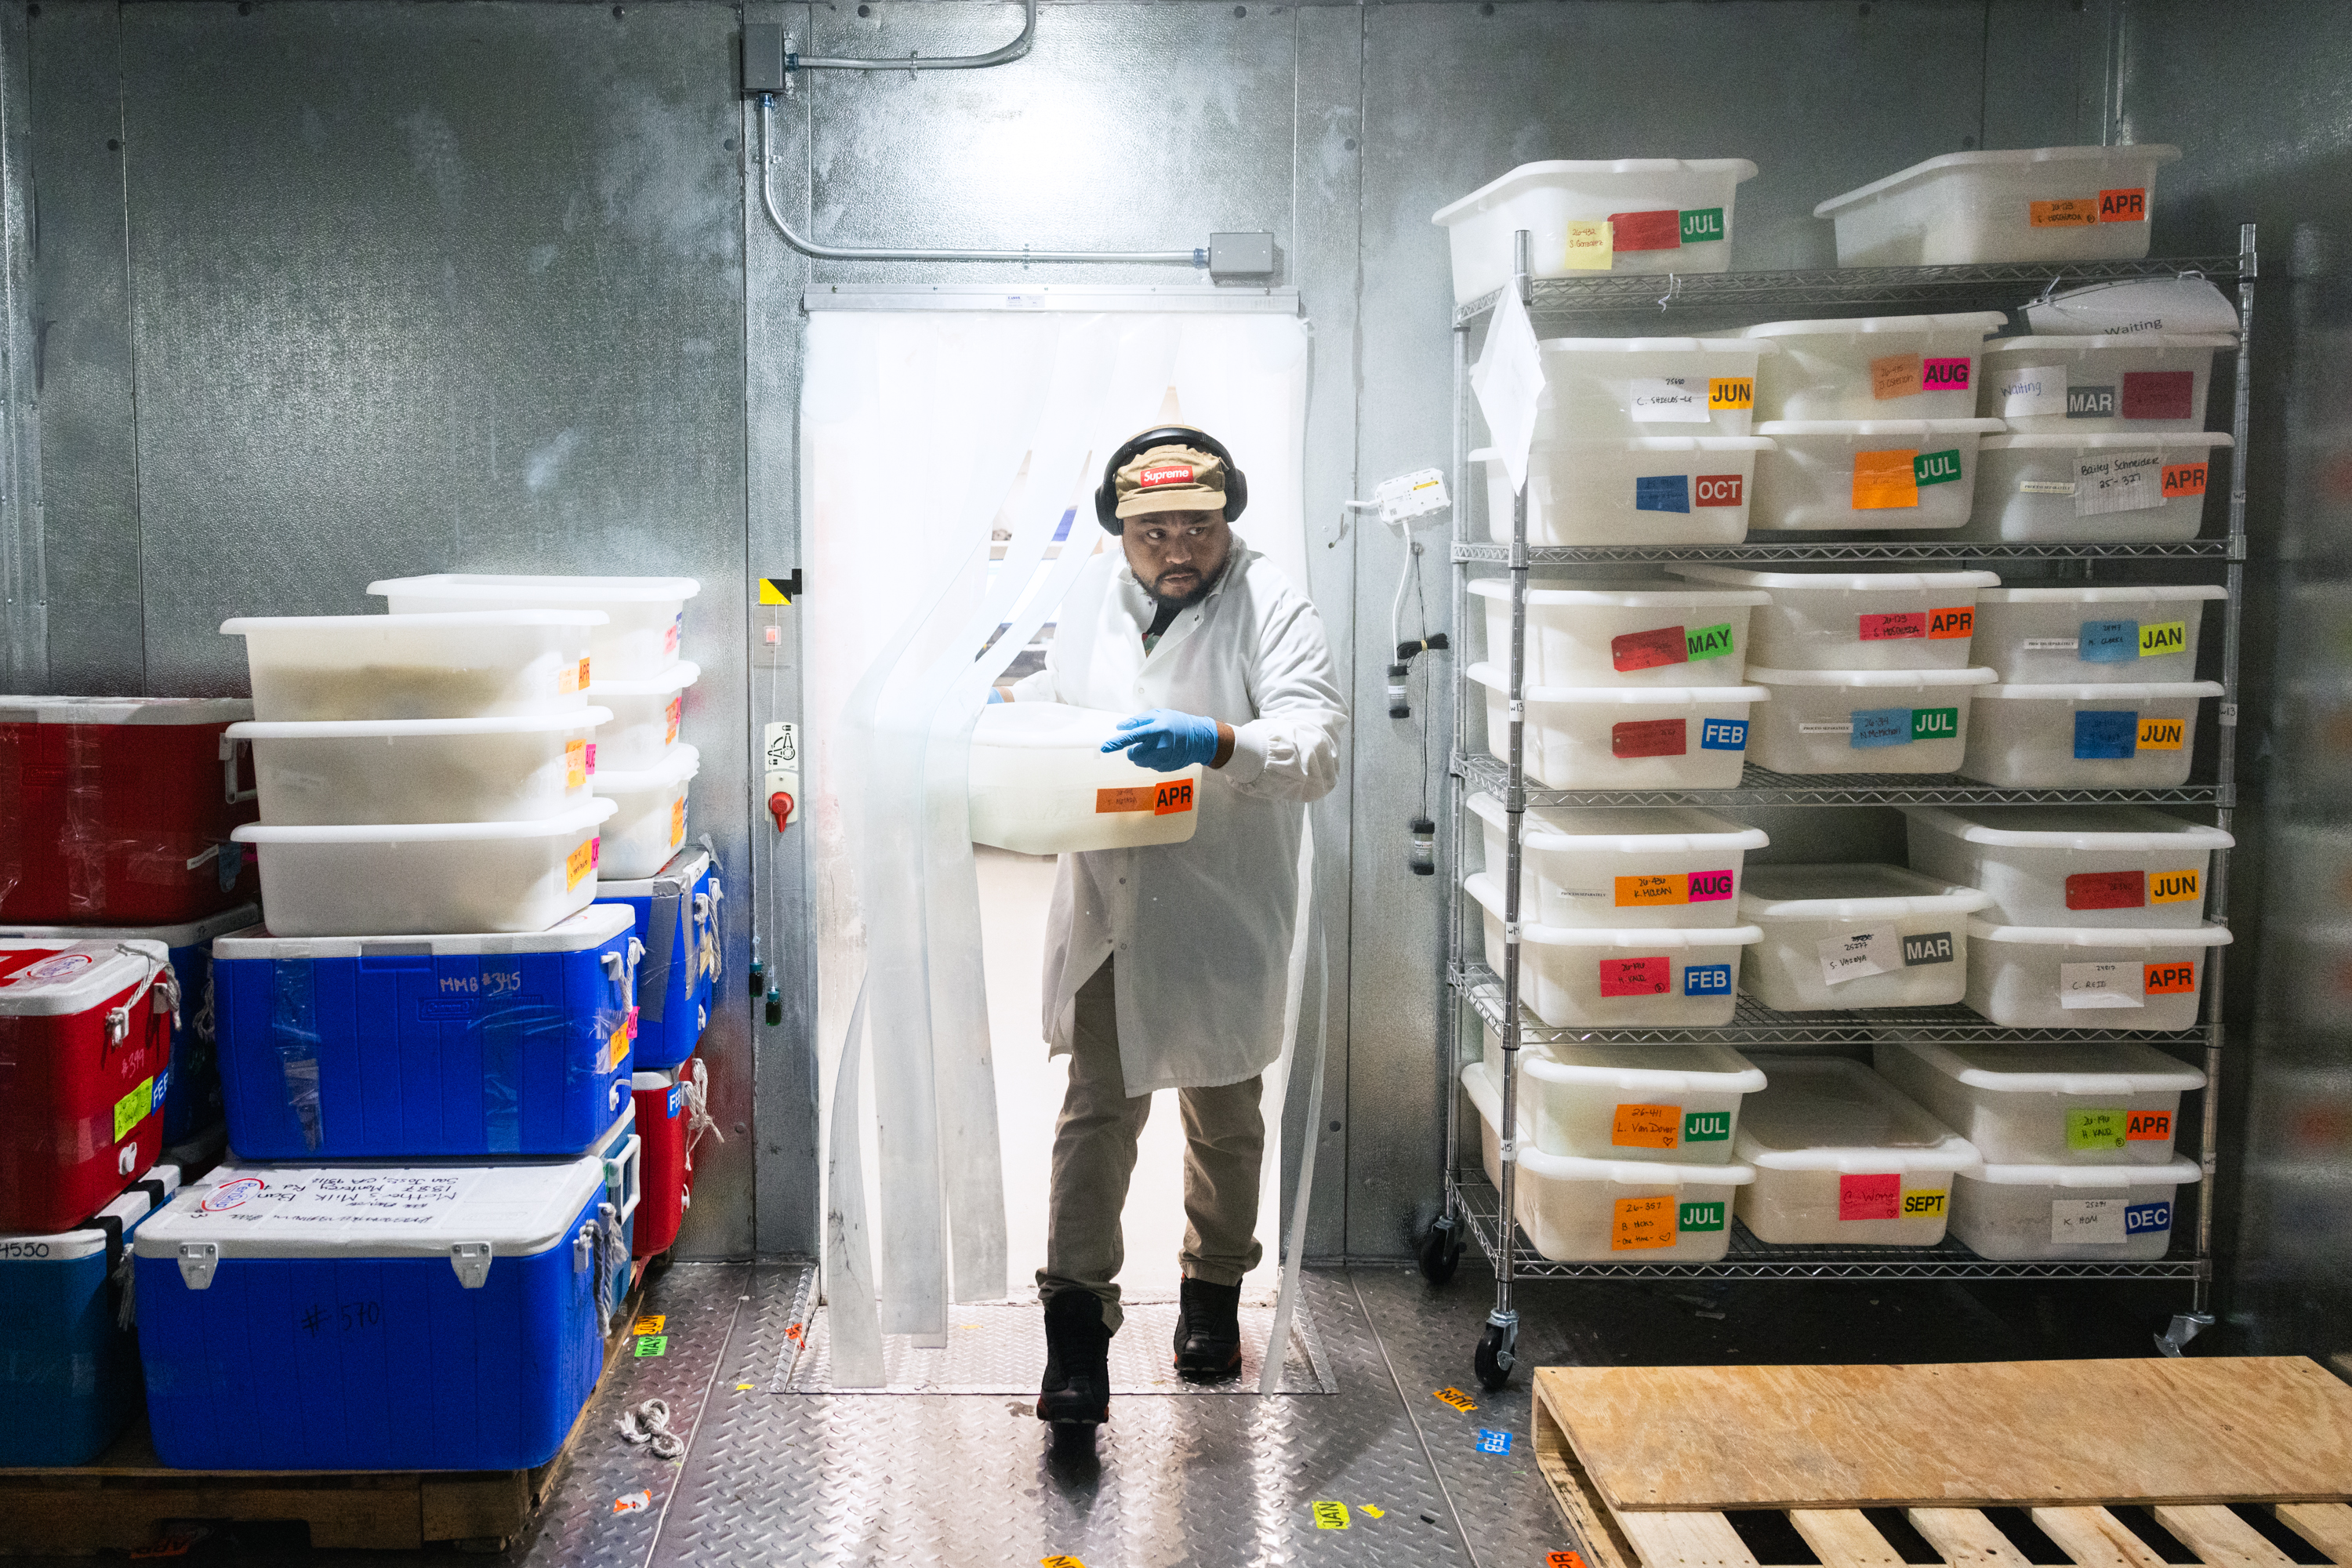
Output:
[{"xmin": 1396, "ymin": 543, "xmax": 1443, "ymax": 876}]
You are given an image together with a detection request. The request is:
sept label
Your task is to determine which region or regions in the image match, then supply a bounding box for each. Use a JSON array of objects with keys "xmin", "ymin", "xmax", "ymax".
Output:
[
  {"xmin": 1598, "ymin": 955, "xmax": 1673, "ymax": 996},
  {"xmin": 1612, "ymin": 1102, "xmax": 1682, "ymax": 1149},
  {"xmin": 1611, "ymin": 1194, "xmax": 1677, "ymax": 1250}
]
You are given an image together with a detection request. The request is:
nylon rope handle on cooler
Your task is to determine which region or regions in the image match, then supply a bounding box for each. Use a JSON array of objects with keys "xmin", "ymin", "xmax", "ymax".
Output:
[
  {"xmin": 105, "ymin": 945, "xmax": 181, "ymax": 1049},
  {"xmin": 697, "ymin": 831, "xmax": 724, "ymax": 987},
  {"xmin": 682, "ymin": 1056, "xmax": 724, "ymax": 1162}
]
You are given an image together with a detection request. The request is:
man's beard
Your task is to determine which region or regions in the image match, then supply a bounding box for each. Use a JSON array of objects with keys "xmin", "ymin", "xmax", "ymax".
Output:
[{"xmin": 1151, "ymin": 556, "xmax": 1225, "ymax": 608}]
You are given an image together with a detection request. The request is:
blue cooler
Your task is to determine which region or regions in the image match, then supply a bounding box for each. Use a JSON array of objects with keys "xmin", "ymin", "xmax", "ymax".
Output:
[
  {"xmin": 596, "ymin": 846, "xmax": 718, "ymax": 1072},
  {"xmin": 1, "ymin": 906, "xmax": 259, "ymax": 1144},
  {"xmin": 213, "ymin": 906, "xmax": 641, "ymax": 1160},
  {"xmin": 0, "ymin": 1163, "xmax": 181, "ymax": 1465},
  {"xmin": 593, "ymin": 1106, "xmax": 641, "ymax": 1325},
  {"xmin": 133, "ymin": 1152, "xmax": 619, "ymax": 1470}
]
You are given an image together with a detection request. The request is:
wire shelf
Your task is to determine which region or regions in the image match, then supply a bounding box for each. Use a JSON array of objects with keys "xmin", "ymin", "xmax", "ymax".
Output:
[
  {"xmin": 1450, "ymin": 539, "xmax": 2240, "ymax": 565},
  {"xmin": 1447, "ymin": 963, "xmax": 2208, "ymax": 1048},
  {"xmin": 1452, "ymin": 750, "xmax": 2225, "ymax": 809},
  {"xmin": 1449, "ymin": 1175, "xmax": 2208, "ymax": 1282},
  {"xmin": 1452, "ymin": 254, "xmax": 2255, "ymax": 326}
]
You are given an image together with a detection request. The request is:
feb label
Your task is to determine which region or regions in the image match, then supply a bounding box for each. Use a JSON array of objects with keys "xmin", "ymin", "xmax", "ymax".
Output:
[
  {"xmin": 1611, "ymin": 1194, "xmax": 1678, "ymax": 1250},
  {"xmin": 1852, "ymin": 448, "xmax": 1921, "ymax": 510},
  {"xmin": 1613, "ymin": 718, "xmax": 1686, "ymax": 759},
  {"xmin": 1698, "ymin": 717, "xmax": 1748, "ymax": 752},
  {"xmin": 1612, "ymin": 1102, "xmax": 1681, "ymax": 1149},
  {"xmin": 1838, "ymin": 1172, "xmax": 1902, "ymax": 1221},
  {"xmin": 1683, "ymin": 963, "xmax": 1733, "ymax": 996},
  {"xmin": 1598, "ymin": 955, "xmax": 1673, "ymax": 996}
]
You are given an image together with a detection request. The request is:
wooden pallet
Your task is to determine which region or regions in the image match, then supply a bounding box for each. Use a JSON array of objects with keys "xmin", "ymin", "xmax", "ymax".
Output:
[
  {"xmin": 0, "ymin": 1269, "xmax": 650, "ymax": 1556},
  {"xmin": 1533, "ymin": 1358, "xmax": 2352, "ymax": 1568}
]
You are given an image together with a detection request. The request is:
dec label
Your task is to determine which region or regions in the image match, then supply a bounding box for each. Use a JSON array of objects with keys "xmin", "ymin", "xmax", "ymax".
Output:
[{"xmin": 2050, "ymin": 1197, "xmax": 2172, "ymax": 1245}]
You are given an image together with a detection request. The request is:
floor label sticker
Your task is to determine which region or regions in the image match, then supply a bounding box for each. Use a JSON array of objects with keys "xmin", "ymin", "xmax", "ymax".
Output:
[
  {"xmin": 1312, "ymin": 1502, "xmax": 1350, "ymax": 1530},
  {"xmin": 1475, "ymin": 1428, "xmax": 1514, "ymax": 1455}
]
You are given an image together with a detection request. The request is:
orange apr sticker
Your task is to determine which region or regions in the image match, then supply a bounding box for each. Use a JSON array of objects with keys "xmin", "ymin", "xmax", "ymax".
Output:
[
  {"xmin": 567, "ymin": 837, "xmax": 597, "ymax": 890},
  {"xmin": 565, "ymin": 739, "xmax": 588, "ymax": 789},
  {"xmin": 1614, "ymin": 873, "xmax": 1688, "ymax": 907},
  {"xmin": 1611, "ymin": 1103, "xmax": 1681, "ymax": 1150},
  {"xmin": 2100, "ymin": 187, "xmax": 2148, "ymax": 222},
  {"xmin": 1929, "ymin": 605, "xmax": 1975, "ymax": 639},
  {"xmin": 1096, "ymin": 780, "xmax": 1194, "ymax": 816},
  {"xmin": 2144, "ymin": 961, "xmax": 2197, "ymax": 996},
  {"xmin": 1549, "ymin": 1555, "xmax": 1592, "ymax": 1568},
  {"xmin": 2163, "ymin": 462, "xmax": 2209, "ymax": 497},
  {"xmin": 2031, "ymin": 198, "xmax": 2100, "ymax": 228},
  {"xmin": 1852, "ymin": 448, "xmax": 1921, "ymax": 510},
  {"xmin": 670, "ymin": 794, "xmax": 687, "ymax": 847},
  {"xmin": 1612, "ymin": 1195, "xmax": 1678, "ymax": 1250}
]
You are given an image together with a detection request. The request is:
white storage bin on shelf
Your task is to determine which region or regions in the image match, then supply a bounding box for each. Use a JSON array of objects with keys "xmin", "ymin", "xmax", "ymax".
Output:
[
  {"xmin": 1949, "ymin": 1157, "xmax": 2198, "ymax": 1261},
  {"xmin": 1873, "ymin": 1037, "xmax": 2205, "ymax": 1167},
  {"xmin": 1468, "ymin": 663, "xmax": 1766, "ymax": 790},
  {"xmin": 1474, "ymin": 441, "xmax": 1772, "ymax": 548},
  {"xmin": 1469, "ymin": 578, "xmax": 1770, "ymax": 687},
  {"xmin": 1962, "ymin": 434, "xmax": 2231, "ymax": 544},
  {"xmin": 1466, "ymin": 793, "xmax": 1766, "ymax": 929},
  {"xmin": 1732, "ymin": 1057, "xmax": 1980, "ymax": 1247},
  {"xmin": 1813, "ymin": 145, "xmax": 2180, "ymax": 267},
  {"xmin": 587, "ymin": 661, "xmax": 699, "ymax": 772},
  {"xmin": 370, "ymin": 574, "xmax": 701, "ymax": 683},
  {"xmin": 1744, "ymin": 666, "xmax": 1995, "ymax": 775},
  {"xmin": 1461, "ymin": 1064, "xmax": 1753, "ymax": 1263},
  {"xmin": 231, "ymin": 797, "xmax": 617, "ymax": 938},
  {"xmin": 1962, "ymin": 918, "xmax": 2230, "ymax": 1030},
  {"xmin": 1961, "ymin": 681, "xmax": 2222, "ymax": 788},
  {"xmin": 1969, "ymin": 586, "xmax": 2226, "ymax": 683},
  {"xmin": 1432, "ymin": 159, "xmax": 1759, "ymax": 303},
  {"xmin": 969, "ymin": 702, "xmax": 1202, "ymax": 855},
  {"xmin": 223, "ymin": 709, "xmax": 609, "ymax": 826},
  {"xmin": 1737, "ymin": 863, "xmax": 1991, "ymax": 1012},
  {"xmin": 1664, "ymin": 566, "xmax": 1999, "ymax": 671},
  {"xmin": 1484, "ymin": 1029, "xmax": 1766, "ymax": 1165},
  {"xmin": 1902, "ymin": 804, "xmax": 2231, "ymax": 927},
  {"xmin": 1534, "ymin": 339, "xmax": 1770, "ymax": 438},
  {"xmin": 1740, "ymin": 314, "xmax": 2009, "ymax": 421},
  {"xmin": 223, "ymin": 612, "xmax": 602, "ymax": 721},
  {"xmin": 1466, "ymin": 873, "xmax": 1761, "ymax": 1029},
  {"xmin": 1980, "ymin": 333, "xmax": 2234, "ymax": 434},
  {"xmin": 1750, "ymin": 420, "xmax": 2006, "ymax": 531},
  {"xmin": 594, "ymin": 743, "xmax": 699, "ymax": 880}
]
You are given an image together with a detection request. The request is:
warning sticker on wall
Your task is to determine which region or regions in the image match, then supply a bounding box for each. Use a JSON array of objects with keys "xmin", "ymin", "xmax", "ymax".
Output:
[{"xmin": 1097, "ymin": 780, "xmax": 1194, "ymax": 815}]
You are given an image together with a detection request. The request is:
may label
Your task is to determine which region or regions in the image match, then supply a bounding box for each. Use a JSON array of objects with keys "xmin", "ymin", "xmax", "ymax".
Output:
[
  {"xmin": 1686, "ymin": 623, "xmax": 1735, "ymax": 662},
  {"xmin": 1635, "ymin": 474, "xmax": 1692, "ymax": 514},
  {"xmin": 1838, "ymin": 1172, "xmax": 1902, "ymax": 1221},
  {"xmin": 2067, "ymin": 869, "xmax": 2147, "ymax": 910},
  {"xmin": 2073, "ymin": 710, "xmax": 2140, "ymax": 760},
  {"xmin": 1998, "ymin": 365, "xmax": 2067, "ymax": 418},
  {"xmin": 1597, "ymin": 955, "xmax": 1674, "ymax": 997},
  {"xmin": 1612, "ymin": 625, "xmax": 1690, "ymax": 672},
  {"xmin": 2122, "ymin": 369, "xmax": 2195, "ymax": 421},
  {"xmin": 1629, "ymin": 378, "xmax": 1708, "ymax": 423},
  {"xmin": 1611, "ymin": 1194, "xmax": 1678, "ymax": 1250},
  {"xmin": 2060, "ymin": 960, "xmax": 2144, "ymax": 1009},
  {"xmin": 2067, "ymin": 384, "xmax": 2118, "ymax": 419},
  {"xmin": 1612, "ymin": 1102, "xmax": 1682, "ymax": 1149},
  {"xmin": 1612, "ymin": 718, "xmax": 1686, "ymax": 759},
  {"xmin": 1853, "ymin": 448, "xmax": 1922, "ymax": 510}
]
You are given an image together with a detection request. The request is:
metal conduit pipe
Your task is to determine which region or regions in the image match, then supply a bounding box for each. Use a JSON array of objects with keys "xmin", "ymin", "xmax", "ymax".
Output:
[
  {"xmin": 793, "ymin": 0, "xmax": 1037, "ymax": 71},
  {"xmin": 755, "ymin": 94, "xmax": 1206, "ymax": 267}
]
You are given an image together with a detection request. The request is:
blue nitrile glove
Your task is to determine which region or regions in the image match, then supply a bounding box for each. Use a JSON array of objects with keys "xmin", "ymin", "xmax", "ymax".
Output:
[
  {"xmin": 986, "ymin": 688, "xmax": 1007, "ymax": 704},
  {"xmin": 1103, "ymin": 708, "xmax": 1220, "ymax": 772}
]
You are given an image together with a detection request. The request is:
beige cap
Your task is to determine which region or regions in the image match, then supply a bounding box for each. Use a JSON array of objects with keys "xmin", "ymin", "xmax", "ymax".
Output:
[{"xmin": 1112, "ymin": 441, "xmax": 1229, "ymax": 519}]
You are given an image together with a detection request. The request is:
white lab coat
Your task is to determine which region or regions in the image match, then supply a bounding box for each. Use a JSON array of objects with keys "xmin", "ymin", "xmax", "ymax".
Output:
[{"xmin": 1011, "ymin": 537, "xmax": 1347, "ymax": 1094}]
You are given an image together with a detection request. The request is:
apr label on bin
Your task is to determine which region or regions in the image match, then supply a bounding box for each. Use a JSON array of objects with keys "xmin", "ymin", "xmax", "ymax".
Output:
[
  {"xmin": 1858, "ymin": 607, "xmax": 1976, "ymax": 641},
  {"xmin": 1612, "ymin": 1102, "xmax": 1682, "ymax": 1149},
  {"xmin": 2144, "ymin": 960, "xmax": 2198, "ymax": 995},
  {"xmin": 1597, "ymin": 955, "xmax": 1673, "ymax": 996},
  {"xmin": 1611, "ymin": 1194, "xmax": 1678, "ymax": 1250},
  {"xmin": 2163, "ymin": 461, "xmax": 2209, "ymax": 498},
  {"xmin": 1096, "ymin": 779, "xmax": 1195, "ymax": 816}
]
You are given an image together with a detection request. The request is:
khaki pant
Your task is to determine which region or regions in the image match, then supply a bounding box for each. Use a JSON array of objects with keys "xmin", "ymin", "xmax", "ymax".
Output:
[{"xmin": 1036, "ymin": 957, "xmax": 1265, "ymax": 1334}]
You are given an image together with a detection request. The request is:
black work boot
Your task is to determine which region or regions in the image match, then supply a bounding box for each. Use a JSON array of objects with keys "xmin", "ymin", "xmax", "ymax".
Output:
[
  {"xmin": 1036, "ymin": 1290, "xmax": 1112, "ymax": 1426},
  {"xmin": 1173, "ymin": 1276, "xmax": 1243, "ymax": 1383}
]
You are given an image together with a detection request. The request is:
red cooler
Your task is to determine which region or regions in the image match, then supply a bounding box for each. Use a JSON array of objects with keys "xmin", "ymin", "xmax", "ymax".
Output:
[
  {"xmin": 0, "ymin": 938, "xmax": 178, "ymax": 1231},
  {"xmin": 632, "ymin": 1057, "xmax": 713, "ymax": 1258},
  {"xmin": 0, "ymin": 698, "xmax": 259, "ymax": 924}
]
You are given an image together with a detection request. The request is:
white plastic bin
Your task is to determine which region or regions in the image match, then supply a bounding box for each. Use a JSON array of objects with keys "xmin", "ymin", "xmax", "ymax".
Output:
[
  {"xmin": 223, "ymin": 612, "xmax": 602, "ymax": 722},
  {"xmin": 1466, "ymin": 793, "xmax": 1766, "ymax": 929},
  {"xmin": 968, "ymin": 702, "xmax": 1203, "ymax": 855},
  {"xmin": 1732, "ymin": 1057, "xmax": 1980, "ymax": 1246},
  {"xmin": 1469, "ymin": 579, "xmax": 1770, "ymax": 687},
  {"xmin": 1433, "ymin": 159, "xmax": 1759, "ymax": 303},
  {"xmin": 1751, "ymin": 420, "xmax": 2006, "ymax": 531},
  {"xmin": 1874, "ymin": 1037, "xmax": 2204, "ymax": 1167},
  {"xmin": 370, "ymin": 575, "xmax": 701, "ymax": 683},
  {"xmin": 1468, "ymin": 662, "xmax": 1765, "ymax": 790},
  {"xmin": 1949, "ymin": 1157, "xmax": 2198, "ymax": 1261},
  {"xmin": 1902, "ymin": 804, "xmax": 2231, "ymax": 927},
  {"xmin": 1466, "ymin": 873, "xmax": 1761, "ymax": 1029},
  {"xmin": 594, "ymin": 743, "xmax": 699, "ymax": 880},
  {"xmin": 1960, "ymin": 681, "xmax": 2222, "ymax": 788},
  {"xmin": 1461, "ymin": 1063, "xmax": 1753, "ymax": 1262},
  {"xmin": 1979, "ymin": 334, "xmax": 2233, "ymax": 433},
  {"xmin": 1534, "ymin": 339, "xmax": 1769, "ymax": 439},
  {"xmin": 1962, "ymin": 918, "xmax": 2231, "ymax": 1030},
  {"xmin": 1737, "ymin": 863, "xmax": 1991, "ymax": 1011},
  {"xmin": 1744, "ymin": 666, "xmax": 1995, "ymax": 775},
  {"xmin": 1493, "ymin": 1030, "xmax": 1766, "ymax": 1163},
  {"xmin": 1813, "ymin": 145, "xmax": 2181, "ymax": 267},
  {"xmin": 1664, "ymin": 566, "xmax": 1999, "ymax": 670},
  {"xmin": 230, "ymin": 797, "xmax": 619, "ymax": 938},
  {"xmin": 224, "ymin": 708, "xmax": 608, "ymax": 827},
  {"xmin": 1475, "ymin": 441, "xmax": 1772, "ymax": 548},
  {"xmin": 1962, "ymin": 434, "xmax": 2232, "ymax": 544},
  {"xmin": 1969, "ymin": 586, "xmax": 2224, "ymax": 682},
  {"xmin": 1740, "ymin": 314, "xmax": 2009, "ymax": 421},
  {"xmin": 587, "ymin": 662, "xmax": 699, "ymax": 772}
]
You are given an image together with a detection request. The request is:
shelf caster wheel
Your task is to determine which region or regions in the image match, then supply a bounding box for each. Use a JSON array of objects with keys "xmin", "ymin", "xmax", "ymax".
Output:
[
  {"xmin": 1475, "ymin": 1321, "xmax": 1516, "ymax": 1392},
  {"xmin": 1418, "ymin": 1218, "xmax": 1462, "ymax": 1286}
]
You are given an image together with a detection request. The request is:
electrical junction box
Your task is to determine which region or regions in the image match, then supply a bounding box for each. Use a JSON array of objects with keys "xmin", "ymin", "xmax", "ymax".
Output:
[
  {"xmin": 1209, "ymin": 232, "xmax": 1276, "ymax": 280},
  {"xmin": 742, "ymin": 23, "xmax": 788, "ymax": 94},
  {"xmin": 1375, "ymin": 467, "xmax": 1450, "ymax": 526}
]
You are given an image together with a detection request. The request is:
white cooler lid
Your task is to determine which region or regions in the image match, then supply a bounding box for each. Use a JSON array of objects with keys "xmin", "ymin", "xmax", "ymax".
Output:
[
  {"xmin": 0, "ymin": 696, "xmax": 252, "ymax": 725},
  {"xmin": 1459, "ymin": 1064, "xmax": 1756, "ymax": 1186},
  {"xmin": 1468, "ymin": 577, "xmax": 1771, "ymax": 608},
  {"xmin": 1878, "ymin": 1036, "xmax": 2206, "ymax": 1094},
  {"xmin": 215, "ymin": 902, "xmax": 633, "ymax": 961},
  {"xmin": 0, "ymin": 903, "xmax": 262, "ymax": 949},
  {"xmin": 1739, "ymin": 862, "xmax": 1991, "ymax": 923},
  {"xmin": 134, "ymin": 1154, "xmax": 607, "ymax": 1261},
  {"xmin": 1737, "ymin": 311, "xmax": 2009, "ymax": 339},
  {"xmin": 1980, "ymin": 432, "xmax": 2235, "ymax": 452},
  {"xmin": 227, "ymin": 707, "xmax": 609, "ymax": 739},
  {"xmin": 1466, "ymin": 662, "xmax": 1766, "ymax": 706},
  {"xmin": 1472, "ymin": 437, "xmax": 1777, "ymax": 457},
  {"xmin": 1965, "ymin": 918, "xmax": 2234, "ymax": 948},
  {"xmin": 1665, "ymin": 564, "xmax": 2001, "ymax": 593},
  {"xmin": 0, "ymin": 938, "xmax": 169, "ymax": 1016},
  {"xmin": 1982, "ymin": 331, "xmax": 2235, "ymax": 353},
  {"xmin": 1731, "ymin": 1057, "xmax": 1980, "ymax": 1173},
  {"xmin": 1507, "ymin": 1032, "xmax": 1767, "ymax": 1095},
  {"xmin": 1465, "ymin": 793, "xmax": 1767, "ymax": 855},
  {"xmin": 1755, "ymin": 418, "xmax": 2006, "ymax": 436},
  {"xmin": 1465, "ymin": 874, "xmax": 1762, "ymax": 948},
  {"xmin": 0, "ymin": 1163, "xmax": 182, "ymax": 1260},
  {"xmin": 1900, "ymin": 804, "xmax": 2234, "ymax": 851},
  {"xmin": 1537, "ymin": 336, "xmax": 1769, "ymax": 354},
  {"xmin": 1975, "ymin": 681, "xmax": 2223, "ymax": 700},
  {"xmin": 221, "ymin": 609, "xmax": 605, "ymax": 633},
  {"xmin": 1962, "ymin": 1156, "xmax": 2201, "ymax": 1188}
]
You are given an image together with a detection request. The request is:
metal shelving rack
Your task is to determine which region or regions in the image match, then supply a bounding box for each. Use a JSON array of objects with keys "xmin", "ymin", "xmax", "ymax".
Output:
[{"xmin": 1421, "ymin": 230, "xmax": 2256, "ymax": 1388}]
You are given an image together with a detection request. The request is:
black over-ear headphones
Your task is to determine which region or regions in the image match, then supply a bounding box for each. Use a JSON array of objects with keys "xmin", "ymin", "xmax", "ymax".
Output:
[{"xmin": 1092, "ymin": 426, "xmax": 1249, "ymax": 536}]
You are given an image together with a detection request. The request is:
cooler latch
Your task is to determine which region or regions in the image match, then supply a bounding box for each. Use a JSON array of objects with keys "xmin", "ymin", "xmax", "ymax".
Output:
[
  {"xmin": 176, "ymin": 1242, "xmax": 220, "ymax": 1290},
  {"xmin": 450, "ymin": 1242, "xmax": 492, "ymax": 1289}
]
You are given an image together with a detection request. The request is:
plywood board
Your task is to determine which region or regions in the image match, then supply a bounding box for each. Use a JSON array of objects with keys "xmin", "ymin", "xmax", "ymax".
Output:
[{"xmin": 1535, "ymin": 1358, "xmax": 2352, "ymax": 1512}]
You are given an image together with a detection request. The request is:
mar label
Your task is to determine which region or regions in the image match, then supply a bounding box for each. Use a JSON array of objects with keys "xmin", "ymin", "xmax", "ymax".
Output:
[{"xmin": 1902, "ymin": 931, "xmax": 1955, "ymax": 967}]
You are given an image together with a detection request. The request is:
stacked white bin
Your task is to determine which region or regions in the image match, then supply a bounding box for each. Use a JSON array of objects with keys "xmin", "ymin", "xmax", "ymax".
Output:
[
  {"xmin": 1664, "ymin": 567, "xmax": 2002, "ymax": 670},
  {"xmin": 1737, "ymin": 863, "xmax": 1991, "ymax": 1012},
  {"xmin": 1732, "ymin": 1057, "xmax": 1979, "ymax": 1247}
]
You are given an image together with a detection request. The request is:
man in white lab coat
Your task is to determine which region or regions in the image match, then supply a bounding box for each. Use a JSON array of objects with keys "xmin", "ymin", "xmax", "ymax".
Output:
[{"xmin": 1002, "ymin": 426, "xmax": 1345, "ymax": 1429}]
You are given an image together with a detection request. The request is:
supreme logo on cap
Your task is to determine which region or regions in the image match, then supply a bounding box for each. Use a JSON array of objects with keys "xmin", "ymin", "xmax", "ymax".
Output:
[{"xmin": 1138, "ymin": 465, "xmax": 1196, "ymax": 488}]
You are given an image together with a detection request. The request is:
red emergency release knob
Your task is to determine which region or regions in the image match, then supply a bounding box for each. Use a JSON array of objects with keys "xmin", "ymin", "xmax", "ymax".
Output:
[{"xmin": 768, "ymin": 790, "xmax": 794, "ymax": 833}]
